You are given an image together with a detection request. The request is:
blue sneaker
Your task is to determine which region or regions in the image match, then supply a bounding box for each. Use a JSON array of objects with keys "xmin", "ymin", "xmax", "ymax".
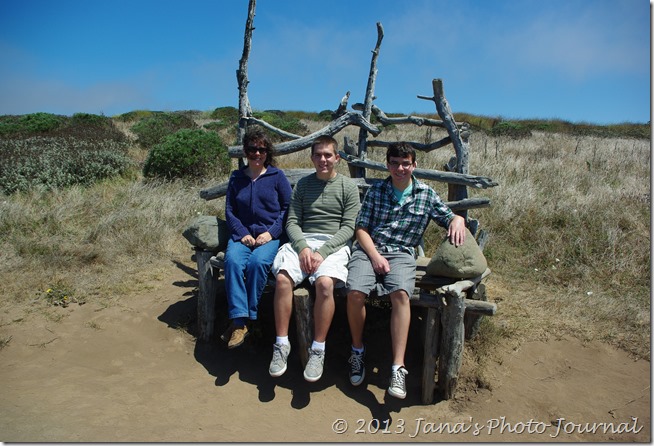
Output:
[{"xmin": 348, "ymin": 348, "xmax": 366, "ymax": 386}]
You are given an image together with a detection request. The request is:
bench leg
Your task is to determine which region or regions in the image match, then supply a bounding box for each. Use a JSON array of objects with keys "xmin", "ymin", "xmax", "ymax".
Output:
[
  {"xmin": 292, "ymin": 287, "xmax": 315, "ymax": 368},
  {"xmin": 464, "ymin": 283, "xmax": 487, "ymax": 340},
  {"xmin": 196, "ymin": 249, "xmax": 218, "ymax": 342},
  {"xmin": 421, "ymin": 306, "xmax": 441, "ymax": 404},
  {"xmin": 438, "ymin": 291, "xmax": 466, "ymax": 399}
]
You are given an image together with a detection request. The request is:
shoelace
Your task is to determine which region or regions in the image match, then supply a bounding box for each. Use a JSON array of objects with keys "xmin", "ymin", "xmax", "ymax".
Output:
[
  {"xmin": 349, "ymin": 352, "xmax": 364, "ymax": 373},
  {"xmin": 391, "ymin": 368, "xmax": 407, "ymax": 389},
  {"xmin": 272, "ymin": 344, "xmax": 285, "ymax": 361}
]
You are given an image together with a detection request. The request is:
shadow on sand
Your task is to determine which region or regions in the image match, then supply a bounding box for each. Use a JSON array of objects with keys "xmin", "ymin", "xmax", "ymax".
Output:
[{"xmin": 159, "ymin": 257, "xmax": 436, "ymax": 423}]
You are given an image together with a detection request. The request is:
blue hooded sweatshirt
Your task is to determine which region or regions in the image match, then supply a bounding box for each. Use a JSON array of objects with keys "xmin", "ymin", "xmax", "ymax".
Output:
[{"xmin": 225, "ymin": 165, "xmax": 292, "ymax": 242}]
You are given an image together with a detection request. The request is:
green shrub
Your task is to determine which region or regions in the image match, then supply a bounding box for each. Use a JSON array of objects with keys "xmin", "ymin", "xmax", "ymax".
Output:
[
  {"xmin": 142, "ymin": 129, "xmax": 229, "ymax": 180},
  {"xmin": 0, "ymin": 137, "xmax": 133, "ymax": 194},
  {"xmin": 317, "ymin": 110, "xmax": 334, "ymax": 121},
  {"xmin": 203, "ymin": 122, "xmax": 225, "ymax": 131},
  {"xmin": 210, "ymin": 106, "xmax": 239, "ymax": 123},
  {"xmin": 252, "ymin": 110, "xmax": 308, "ymax": 141},
  {"xmin": 0, "ymin": 112, "xmax": 126, "ymax": 142},
  {"xmin": 131, "ymin": 113, "xmax": 198, "ymax": 149},
  {"xmin": 115, "ymin": 110, "xmax": 157, "ymax": 122},
  {"xmin": 0, "ymin": 113, "xmax": 66, "ymax": 137},
  {"xmin": 489, "ymin": 121, "xmax": 532, "ymax": 139}
]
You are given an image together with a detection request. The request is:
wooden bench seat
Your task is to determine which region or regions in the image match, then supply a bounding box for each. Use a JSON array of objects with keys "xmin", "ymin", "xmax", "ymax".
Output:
[{"xmin": 197, "ymin": 248, "xmax": 495, "ymax": 403}]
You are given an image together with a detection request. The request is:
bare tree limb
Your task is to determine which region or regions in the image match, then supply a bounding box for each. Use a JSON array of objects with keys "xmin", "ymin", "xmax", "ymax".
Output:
[
  {"xmin": 241, "ymin": 116, "xmax": 303, "ymax": 140},
  {"xmin": 333, "ymin": 91, "xmax": 350, "ymax": 119},
  {"xmin": 226, "ymin": 111, "xmax": 380, "ymax": 157},
  {"xmin": 339, "ymin": 151, "xmax": 498, "ymax": 188},
  {"xmin": 236, "ymin": 0, "xmax": 257, "ymax": 168},
  {"xmin": 354, "ymin": 22, "xmax": 384, "ymax": 177},
  {"xmin": 366, "ymin": 136, "xmax": 453, "ymax": 153},
  {"xmin": 353, "ymin": 103, "xmax": 468, "ymax": 130}
]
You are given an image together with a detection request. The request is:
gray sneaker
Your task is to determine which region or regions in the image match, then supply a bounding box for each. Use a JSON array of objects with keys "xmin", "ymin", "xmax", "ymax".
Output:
[
  {"xmin": 387, "ymin": 366, "xmax": 408, "ymax": 399},
  {"xmin": 348, "ymin": 348, "xmax": 365, "ymax": 386},
  {"xmin": 269, "ymin": 343, "xmax": 291, "ymax": 377},
  {"xmin": 303, "ymin": 348, "xmax": 325, "ymax": 382}
]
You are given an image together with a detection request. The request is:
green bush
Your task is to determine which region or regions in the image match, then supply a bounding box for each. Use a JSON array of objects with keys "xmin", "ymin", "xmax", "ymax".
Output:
[
  {"xmin": 210, "ymin": 106, "xmax": 239, "ymax": 123},
  {"xmin": 0, "ymin": 113, "xmax": 66, "ymax": 137},
  {"xmin": 142, "ymin": 129, "xmax": 230, "ymax": 180},
  {"xmin": 0, "ymin": 112, "xmax": 126, "ymax": 142},
  {"xmin": 115, "ymin": 110, "xmax": 157, "ymax": 122},
  {"xmin": 489, "ymin": 121, "xmax": 532, "ymax": 139},
  {"xmin": 252, "ymin": 110, "xmax": 308, "ymax": 141},
  {"xmin": 131, "ymin": 113, "xmax": 198, "ymax": 149},
  {"xmin": 317, "ymin": 110, "xmax": 334, "ymax": 121},
  {"xmin": 0, "ymin": 137, "xmax": 133, "ymax": 194}
]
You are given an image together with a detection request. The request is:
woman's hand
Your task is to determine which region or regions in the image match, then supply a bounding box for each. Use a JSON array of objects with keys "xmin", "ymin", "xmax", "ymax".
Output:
[
  {"xmin": 255, "ymin": 231, "xmax": 272, "ymax": 246},
  {"xmin": 241, "ymin": 234, "xmax": 256, "ymax": 247}
]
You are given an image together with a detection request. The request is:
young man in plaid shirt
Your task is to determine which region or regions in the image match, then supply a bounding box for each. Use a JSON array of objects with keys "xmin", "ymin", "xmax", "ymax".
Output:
[{"xmin": 345, "ymin": 142, "xmax": 466, "ymax": 399}]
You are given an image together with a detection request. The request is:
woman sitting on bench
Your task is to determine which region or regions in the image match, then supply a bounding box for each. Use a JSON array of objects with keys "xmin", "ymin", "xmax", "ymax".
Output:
[{"xmin": 221, "ymin": 127, "xmax": 292, "ymax": 348}]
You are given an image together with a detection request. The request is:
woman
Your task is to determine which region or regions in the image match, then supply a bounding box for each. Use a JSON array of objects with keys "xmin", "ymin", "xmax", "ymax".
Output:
[{"xmin": 221, "ymin": 127, "xmax": 292, "ymax": 348}]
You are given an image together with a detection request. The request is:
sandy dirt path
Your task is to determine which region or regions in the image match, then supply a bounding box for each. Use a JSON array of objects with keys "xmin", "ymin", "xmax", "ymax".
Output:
[{"xmin": 0, "ymin": 259, "xmax": 649, "ymax": 442}]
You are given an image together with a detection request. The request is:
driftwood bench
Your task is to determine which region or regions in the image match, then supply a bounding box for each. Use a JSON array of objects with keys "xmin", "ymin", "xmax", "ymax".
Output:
[{"xmin": 194, "ymin": 222, "xmax": 496, "ymax": 404}]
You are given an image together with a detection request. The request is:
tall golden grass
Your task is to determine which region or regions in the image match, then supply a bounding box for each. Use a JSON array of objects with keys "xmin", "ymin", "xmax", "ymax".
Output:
[{"xmin": 0, "ymin": 121, "xmax": 649, "ymax": 360}]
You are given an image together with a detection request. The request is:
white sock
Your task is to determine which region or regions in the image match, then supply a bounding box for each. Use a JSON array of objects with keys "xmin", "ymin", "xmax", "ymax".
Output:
[
  {"xmin": 311, "ymin": 340, "xmax": 325, "ymax": 351},
  {"xmin": 352, "ymin": 345, "xmax": 364, "ymax": 354},
  {"xmin": 392, "ymin": 364, "xmax": 402, "ymax": 372},
  {"xmin": 276, "ymin": 336, "xmax": 289, "ymax": 346}
]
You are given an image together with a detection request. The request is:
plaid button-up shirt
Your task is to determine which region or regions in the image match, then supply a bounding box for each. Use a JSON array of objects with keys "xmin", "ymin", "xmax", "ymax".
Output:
[{"xmin": 355, "ymin": 176, "xmax": 454, "ymax": 257}]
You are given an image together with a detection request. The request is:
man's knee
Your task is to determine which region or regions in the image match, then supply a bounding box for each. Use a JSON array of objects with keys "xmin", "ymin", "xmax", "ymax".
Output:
[
  {"xmin": 314, "ymin": 276, "xmax": 335, "ymax": 298},
  {"xmin": 389, "ymin": 289, "xmax": 410, "ymax": 305},
  {"xmin": 275, "ymin": 270, "xmax": 294, "ymax": 291},
  {"xmin": 347, "ymin": 290, "xmax": 367, "ymax": 306}
]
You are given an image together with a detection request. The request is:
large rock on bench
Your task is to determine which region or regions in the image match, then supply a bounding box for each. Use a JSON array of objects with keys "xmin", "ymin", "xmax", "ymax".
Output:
[
  {"xmin": 426, "ymin": 228, "xmax": 487, "ymax": 279},
  {"xmin": 182, "ymin": 215, "xmax": 229, "ymax": 252}
]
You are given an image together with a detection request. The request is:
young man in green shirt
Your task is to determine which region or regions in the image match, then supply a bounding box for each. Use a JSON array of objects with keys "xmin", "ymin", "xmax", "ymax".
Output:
[{"xmin": 269, "ymin": 136, "xmax": 361, "ymax": 382}]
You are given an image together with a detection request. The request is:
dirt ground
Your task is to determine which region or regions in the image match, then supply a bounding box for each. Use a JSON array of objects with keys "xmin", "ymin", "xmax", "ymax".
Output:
[{"xmin": 1, "ymin": 258, "xmax": 650, "ymax": 442}]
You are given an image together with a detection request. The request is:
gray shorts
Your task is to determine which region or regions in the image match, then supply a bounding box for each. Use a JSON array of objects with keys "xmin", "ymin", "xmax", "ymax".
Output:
[{"xmin": 346, "ymin": 245, "xmax": 416, "ymax": 298}]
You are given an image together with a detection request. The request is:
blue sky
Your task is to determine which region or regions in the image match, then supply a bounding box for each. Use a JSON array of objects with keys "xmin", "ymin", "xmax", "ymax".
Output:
[{"xmin": 0, "ymin": 0, "xmax": 650, "ymax": 124}]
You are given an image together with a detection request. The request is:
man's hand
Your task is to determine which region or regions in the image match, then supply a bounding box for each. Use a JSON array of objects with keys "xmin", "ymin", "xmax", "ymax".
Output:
[
  {"xmin": 309, "ymin": 251, "xmax": 324, "ymax": 273},
  {"xmin": 299, "ymin": 248, "xmax": 325, "ymax": 274},
  {"xmin": 447, "ymin": 215, "xmax": 467, "ymax": 247},
  {"xmin": 298, "ymin": 247, "xmax": 314, "ymax": 274},
  {"xmin": 370, "ymin": 252, "xmax": 391, "ymax": 275}
]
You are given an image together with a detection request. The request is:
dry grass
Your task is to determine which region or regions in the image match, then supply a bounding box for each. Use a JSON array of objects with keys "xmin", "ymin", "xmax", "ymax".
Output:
[{"xmin": 0, "ymin": 120, "xmax": 649, "ymax": 362}]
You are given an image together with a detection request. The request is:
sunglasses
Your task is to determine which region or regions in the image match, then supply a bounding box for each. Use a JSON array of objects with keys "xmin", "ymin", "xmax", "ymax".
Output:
[{"xmin": 245, "ymin": 146, "xmax": 268, "ymax": 154}]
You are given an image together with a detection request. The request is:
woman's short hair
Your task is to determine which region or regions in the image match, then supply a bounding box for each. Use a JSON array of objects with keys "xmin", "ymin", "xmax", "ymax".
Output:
[{"xmin": 242, "ymin": 126, "xmax": 276, "ymax": 167}]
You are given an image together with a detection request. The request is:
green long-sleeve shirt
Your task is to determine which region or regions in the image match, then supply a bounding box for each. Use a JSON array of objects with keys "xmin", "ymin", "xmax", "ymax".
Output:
[{"xmin": 286, "ymin": 172, "xmax": 360, "ymax": 259}]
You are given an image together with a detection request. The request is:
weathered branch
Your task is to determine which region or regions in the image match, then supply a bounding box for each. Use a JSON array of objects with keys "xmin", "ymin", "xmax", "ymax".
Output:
[
  {"xmin": 353, "ymin": 103, "xmax": 466, "ymax": 130},
  {"xmin": 333, "ymin": 91, "xmax": 350, "ymax": 119},
  {"xmin": 338, "ymin": 151, "xmax": 498, "ymax": 188},
  {"xmin": 236, "ymin": 0, "xmax": 257, "ymax": 168},
  {"xmin": 226, "ymin": 111, "xmax": 380, "ymax": 157},
  {"xmin": 241, "ymin": 116, "xmax": 302, "ymax": 140},
  {"xmin": 366, "ymin": 136, "xmax": 453, "ymax": 153},
  {"xmin": 355, "ymin": 22, "xmax": 384, "ymax": 177},
  {"xmin": 419, "ymin": 79, "xmax": 469, "ymax": 175}
]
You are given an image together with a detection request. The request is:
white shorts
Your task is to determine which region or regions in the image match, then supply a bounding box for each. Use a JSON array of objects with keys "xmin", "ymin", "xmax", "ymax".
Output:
[{"xmin": 271, "ymin": 233, "xmax": 351, "ymax": 287}]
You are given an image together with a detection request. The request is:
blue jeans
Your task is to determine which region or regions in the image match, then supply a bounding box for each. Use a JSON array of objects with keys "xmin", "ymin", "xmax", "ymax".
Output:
[{"xmin": 223, "ymin": 237, "xmax": 280, "ymax": 321}]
